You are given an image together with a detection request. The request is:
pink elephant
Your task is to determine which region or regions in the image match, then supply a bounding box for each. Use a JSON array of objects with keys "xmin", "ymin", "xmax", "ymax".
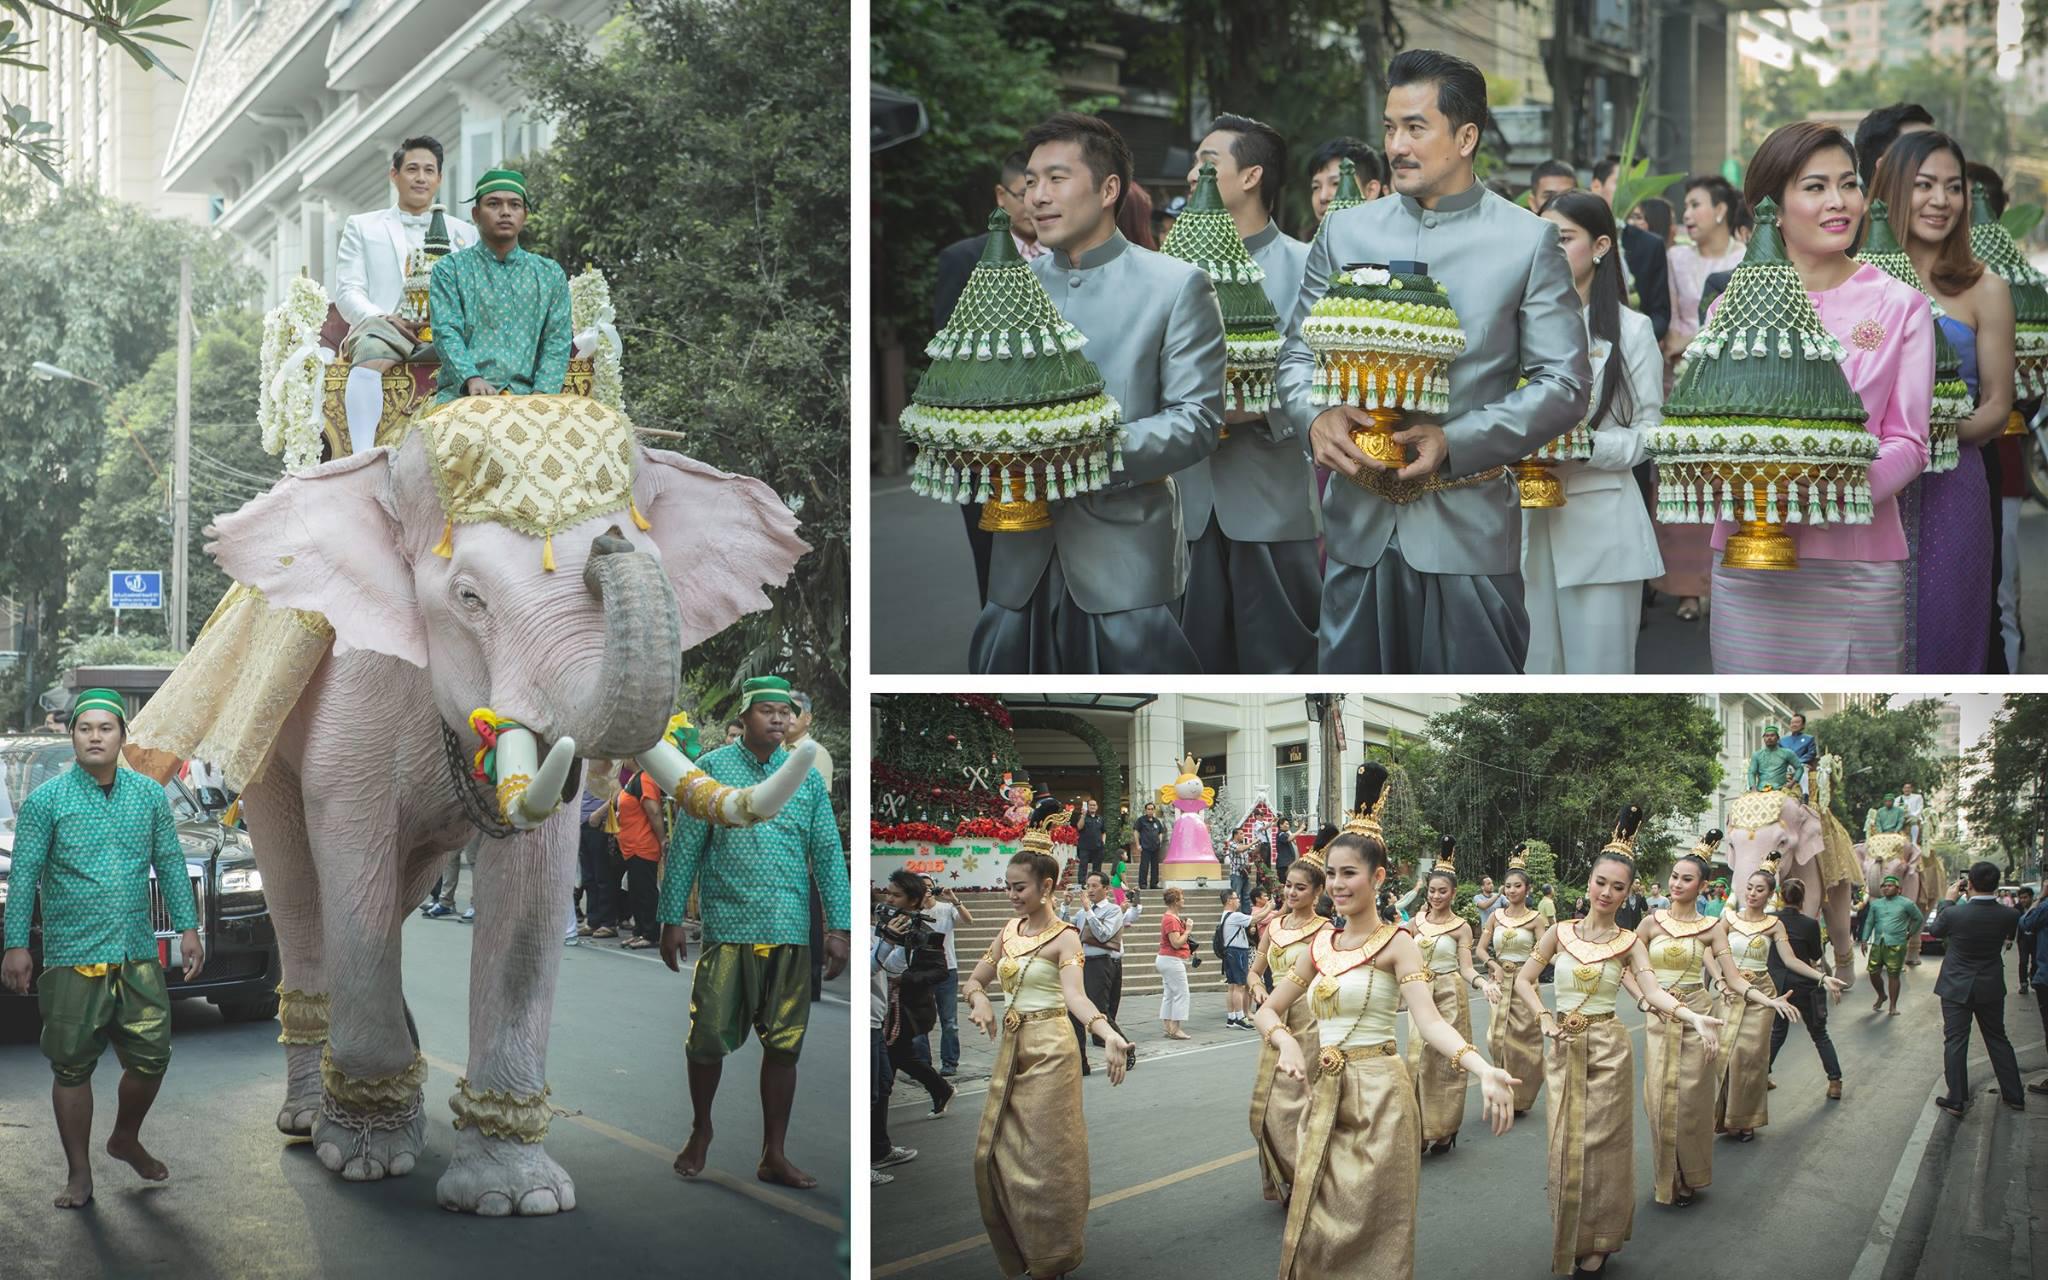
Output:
[
  {"xmin": 1857, "ymin": 832, "xmax": 1923, "ymax": 959},
  {"xmin": 135, "ymin": 415, "xmax": 810, "ymax": 1215},
  {"xmin": 1720, "ymin": 789, "xmax": 1858, "ymax": 987}
]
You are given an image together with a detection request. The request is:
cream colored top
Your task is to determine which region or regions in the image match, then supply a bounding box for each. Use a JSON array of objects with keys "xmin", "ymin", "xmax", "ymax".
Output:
[
  {"xmin": 1723, "ymin": 914, "xmax": 1773, "ymax": 974},
  {"xmin": 1491, "ymin": 911, "xmax": 1541, "ymax": 965},
  {"xmin": 1648, "ymin": 911, "xmax": 1713, "ymax": 987},
  {"xmin": 1552, "ymin": 923, "xmax": 1635, "ymax": 1017},
  {"xmin": 1416, "ymin": 917, "xmax": 1464, "ymax": 975},
  {"xmin": 1309, "ymin": 927, "xmax": 1403, "ymax": 1048},
  {"xmin": 994, "ymin": 919, "xmax": 1074, "ymax": 1013},
  {"xmin": 1265, "ymin": 916, "xmax": 1328, "ymax": 979}
]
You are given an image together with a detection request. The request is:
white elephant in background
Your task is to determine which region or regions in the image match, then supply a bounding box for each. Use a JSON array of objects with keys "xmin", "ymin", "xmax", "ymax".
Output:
[
  {"xmin": 134, "ymin": 416, "xmax": 809, "ymax": 1216},
  {"xmin": 1720, "ymin": 786, "xmax": 1858, "ymax": 988}
]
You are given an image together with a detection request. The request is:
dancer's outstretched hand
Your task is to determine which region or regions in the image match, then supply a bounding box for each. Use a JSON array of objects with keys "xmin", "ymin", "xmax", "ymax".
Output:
[
  {"xmin": 967, "ymin": 996, "xmax": 998, "ymax": 1041},
  {"xmin": 1480, "ymin": 1066, "xmax": 1520, "ymax": 1135},
  {"xmin": 1771, "ymin": 996, "xmax": 1802, "ymax": 1025},
  {"xmin": 1688, "ymin": 1009, "xmax": 1727, "ymax": 1056},
  {"xmin": 1103, "ymin": 1032, "xmax": 1134, "ymax": 1085}
]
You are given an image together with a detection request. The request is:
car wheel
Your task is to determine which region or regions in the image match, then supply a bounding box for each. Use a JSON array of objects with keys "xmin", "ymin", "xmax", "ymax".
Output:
[{"xmin": 215, "ymin": 991, "xmax": 281, "ymax": 1023}]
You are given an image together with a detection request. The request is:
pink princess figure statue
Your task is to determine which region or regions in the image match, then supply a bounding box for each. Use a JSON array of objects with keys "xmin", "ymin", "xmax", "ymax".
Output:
[{"xmin": 1159, "ymin": 753, "xmax": 1220, "ymax": 873}]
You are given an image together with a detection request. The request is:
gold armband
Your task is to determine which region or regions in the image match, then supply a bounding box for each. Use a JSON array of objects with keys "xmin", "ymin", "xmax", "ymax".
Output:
[
  {"xmin": 1398, "ymin": 969, "xmax": 1432, "ymax": 985},
  {"xmin": 1060, "ymin": 952, "xmax": 1086, "ymax": 969},
  {"xmin": 1279, "ymin": 970, "xmax": 1310, "ymax": 988}
]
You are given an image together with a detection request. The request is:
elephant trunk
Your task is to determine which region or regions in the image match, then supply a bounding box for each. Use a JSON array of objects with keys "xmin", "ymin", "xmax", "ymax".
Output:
[
  {"xmin": 582, "ymin": 533, "xmax": 683, "ymax": 757},
  {"xmin": 636, "ymin": 738, "xmax": 818, "ymax": 827},
  {"xmin": 493, "ymin": 727, "xmax": 579, "ymax": 830}
]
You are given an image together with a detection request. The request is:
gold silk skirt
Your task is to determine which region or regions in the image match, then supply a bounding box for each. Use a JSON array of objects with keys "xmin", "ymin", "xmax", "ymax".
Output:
[
  {"xmin": 1488, "ymin": 964, "xmax": 1544, "ymax": 1113},
  {"xmin": 1405, "ymin": 970, "xmax": 1470, "ymax": 1143},
  {"xmin": 1642, "ymin": 986, "xmax": 1716, "ymax": 1203},
  {"xmin": 975, "ymin": 1009, "xmax": 1088, "ymax": 1279},
  {"xmin": 1545, "ymin": 1016, "xmax": 1634, "ymax": 1274},
  {"xmin": 125, "ymin": 584, "xmax": 333, "ymax": 790},
  {"xmin": 1250, "ymin": 987, "xmax": 1320, "ymax": 1201},
  {"xmin": 1716, "ymin": 972, "xmax": 1775, "ymax": 1131},
  {"xmin": 1280, "ymin": 1045, "xmax": 1418, "ymax": 1280}
]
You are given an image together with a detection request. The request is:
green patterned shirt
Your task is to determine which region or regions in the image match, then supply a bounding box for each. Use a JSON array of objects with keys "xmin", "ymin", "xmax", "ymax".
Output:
[
  {"xmin": 656, "ymin": 742, "xmax": 850, "ymax": 946},
  {"xmin": 4, "ymin": 766, "xmax": 198, "ymax": 965},
  {"xmin": 429, "ymin": 240, "xmax": 572, "ymax": 403}
]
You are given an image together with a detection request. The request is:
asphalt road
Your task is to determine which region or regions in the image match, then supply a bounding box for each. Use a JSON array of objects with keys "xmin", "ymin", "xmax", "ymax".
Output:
[
  {"xmin": 869, "ymin": 475, "xmax": 2048, "ymax": 675},
  {"xmin": 872, "ymin": 961, "xmax": 1985, "ymax": 1280},
  {"xmin": 0, "ymin": 915, "xmax": 850, "ymax": 1279}
]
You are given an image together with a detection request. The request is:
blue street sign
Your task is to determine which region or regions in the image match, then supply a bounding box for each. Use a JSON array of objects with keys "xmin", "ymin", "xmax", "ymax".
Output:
[{"xmin": 109, "ymin": 570, "xmax": 164, "ymax": 610}]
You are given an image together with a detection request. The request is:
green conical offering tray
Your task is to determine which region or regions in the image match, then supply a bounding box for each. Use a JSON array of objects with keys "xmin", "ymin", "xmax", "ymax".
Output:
[
  {"xmin": 1969, "ymin": 183, "xmax": 2048, "ymax": 400},
  {"xmin": 1302, "ymin": 262, "xmax": 1467, "ymax": 502},
  {"xmin": 1648, "ymin": 198, "xmax": 1877, "ymax": 571},
  {"xmin": 902, "ymin": 210, "xmax": 1124, "ymax": 531},
  {"xmin": 1160, "ymin": 163, "xmax": 1280, "ymax": 413},
  {"xmin": 1317, "ymin": 157, "xmax": 1368, "ymax": 235},
  {"xmin": 1858, "ymin": 199, "xmax": 1968, "ymax": 471}
]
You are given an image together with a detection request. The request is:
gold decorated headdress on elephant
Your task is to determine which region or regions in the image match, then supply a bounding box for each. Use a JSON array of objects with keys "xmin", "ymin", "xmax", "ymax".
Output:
[
  {"xmin": 420, "ymin": 394, "xmax": 649, "ymax": 571},
  {"xmin": 1157, "ymin": 752, "xmax": 1216, "ymax": 808},
  {"xmin": 1341, "ymin": 761, "xmax": 1390, "ymax": 842}
]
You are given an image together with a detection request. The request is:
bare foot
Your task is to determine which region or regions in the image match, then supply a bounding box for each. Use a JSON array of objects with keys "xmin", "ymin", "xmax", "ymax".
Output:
[
  {"xmin": 106, "ymin": 1131, "xmax": 168, "ymax": 1182},
  {"xmin": 54, "ymin": 1172, "xmax": 92, "ymax": 1209},
  {"xmin": 672, "ymin": 1125, "xmax": 713, "ymax": 1179},
  {"xmin": 757, "ymin": 1150, "xmax": 817, "ymax": 1190}
]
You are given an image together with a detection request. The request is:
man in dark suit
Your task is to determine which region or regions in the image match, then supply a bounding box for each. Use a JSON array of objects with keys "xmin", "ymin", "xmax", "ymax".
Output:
[
  {"xmin": 1589, "ymin": 156, "xmax": 1672, "ymax": 342},
  {"xmin": 1135, "ymin": 801, "xmax": 1166, "ymax": 888},
  {"xmin": 1075, "ymin": 799, "xmax": 1106, "ymax": 877},
  {"xmin": 932, "ymin": 150, "xmax": 1042, "ymax": 607},
  {"xmin": 1929, "ymin": 860, "xmax": 2026, "ymax": 1117}
]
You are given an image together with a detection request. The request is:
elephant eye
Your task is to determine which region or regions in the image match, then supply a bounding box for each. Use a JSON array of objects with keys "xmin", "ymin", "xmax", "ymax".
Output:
[{"xmin": 458, "ymin": 587, "xmax": 486, "ymax": 611}]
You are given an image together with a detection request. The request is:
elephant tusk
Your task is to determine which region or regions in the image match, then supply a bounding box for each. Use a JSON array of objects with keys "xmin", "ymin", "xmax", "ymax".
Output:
[
  {"xmin": 636, "ymin": 738, "xmax": 818, "ymax": 827},
  {"xmin": 493, "ymin": 728, "xmax": 577, "ymax": 830}
]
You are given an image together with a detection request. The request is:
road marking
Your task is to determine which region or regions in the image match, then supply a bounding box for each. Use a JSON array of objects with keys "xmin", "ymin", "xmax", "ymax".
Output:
[
  {"xmin": 1848, "ymin": 1025, "xmax": 2047, "ymax": 1280},
  {"xmin": 872, "ymin": 1147, "xmax": 1259, "ymax": 1277},
  {"xmin": 417, "ymin": 1051, "xmax": 844, "ymax": 1234},
  {"xmin": 573, "ymin": 938, "xmax": 850, "ymax": 1005}
]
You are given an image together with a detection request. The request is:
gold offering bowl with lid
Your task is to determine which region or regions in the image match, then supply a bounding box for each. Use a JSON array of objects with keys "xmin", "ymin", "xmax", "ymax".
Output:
[
  {"xmin": 1326, "ymin": 352, "xmax": 1448, "ymax": 479},
  {"xmin": 2005, "ymin": 409, "xmax": 2029, "ymax": 437},
  {"xmin": 1510, "ymin": 459, "xmax": 1566, "ymax": 509},
  {"xmin": 975, "ymin": 442, "xmax": 1106, "ymax": 533},
  {"xmin": 1718, "ymin": 465, "xmax": 1804, "ymax": 572}
]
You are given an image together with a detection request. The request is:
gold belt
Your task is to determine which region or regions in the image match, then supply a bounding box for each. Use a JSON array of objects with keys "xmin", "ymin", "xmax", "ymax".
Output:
[
  {"xmin": 1670, "ymin": 982, "xmax": 1705, "ymax": 995},
  {"xmin": 1002, "ymin": 1005, "xmax": 1065, "ymax": 1033},
  {"xmin": 1317, "ymin": 1040, "xmax": 1398, "ymax": 1075},
  {"xmin": 1356, "ymin": 465, "xmax": 1507, "ymax": 506},
  {"xmin": 1556, "ymin": 1009, "xmax": 1616, "ymax": 1036}
]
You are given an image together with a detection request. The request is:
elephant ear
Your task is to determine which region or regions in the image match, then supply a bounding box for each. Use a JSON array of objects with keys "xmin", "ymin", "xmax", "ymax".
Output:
[
  {"xmin": 205, "ymin": 449, "xmax": 428, "ymax": 666},
  {"xmin": 634, "ymin": 447, "xmax": 808, "ymax": 650}
]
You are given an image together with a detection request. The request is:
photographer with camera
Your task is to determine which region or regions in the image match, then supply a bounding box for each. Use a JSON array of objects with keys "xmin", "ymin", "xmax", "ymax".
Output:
[
  {"xmin": 875, "ymin": 871, "xmax": 957, "ymax": 1124},
  {"xmin": 1929, "ymin": 862, "xmax": 2026, "ymax": 1118}
]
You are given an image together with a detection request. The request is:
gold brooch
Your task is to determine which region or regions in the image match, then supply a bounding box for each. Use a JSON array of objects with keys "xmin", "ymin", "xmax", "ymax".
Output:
[
  {"xmin": 1661, "ymin": 943, "xmax": 1687, "ymax": 966},
  {"xmin": 1572, "ymin": 964, "xmax": 1600, "ymax": 986},
  {"xmin": 997, "ymin": 957, "xmax": 1021, "ymax": 990},
  {"xmin": 1002, "ymin": 1008, "xmax": 1022, "ymax": 1033},
  {"xmin": 1850, "ymin": 318, "xmax": 1885, "ymax": 351},
  {"xmin": 1319, "ymin": 1045, "xmax": 1347, "ymax": 1076},
  {"xmin": 1560, "ymin": 1010, "xmax": 1590, "ymax": 1036}
]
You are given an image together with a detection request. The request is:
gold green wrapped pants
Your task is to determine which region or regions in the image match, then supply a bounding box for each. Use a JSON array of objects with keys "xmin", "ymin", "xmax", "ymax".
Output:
[{"xmin": 38, "ymin": 960, "xmax": 173, "ymax": 1087}]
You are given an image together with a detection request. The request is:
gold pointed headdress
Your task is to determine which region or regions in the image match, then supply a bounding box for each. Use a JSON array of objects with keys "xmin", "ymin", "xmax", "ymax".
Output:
[
  {"xmin": 1601, "ymin": 803, "xmax": 1646, "ymax": 857},
  {"xmin": 1506, "ymin": 841, "xmax": 1528, "ymax": 872},
  {"xmin": 1019, "ymin": 799, "xmax": 1075, "ymax": 855},
  {"xmin": 1341, "ymin": 762, "xmax": 1390, "ymax": 841},
  {"xmin": 1759, "ymin": 850, "xmax": 1783, "ymax": 881},
  {"xmin": 1432, "ymin": 834, "xmax": 1456, "ymax": 875},
  {"xmin": 1690, "ymin": 828, "xmax": 1724, "ymax": 860}
]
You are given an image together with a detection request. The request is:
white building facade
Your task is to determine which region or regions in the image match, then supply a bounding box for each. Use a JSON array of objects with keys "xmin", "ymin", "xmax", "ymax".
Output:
[{"xmin": 159, "ymin": 0, "xmax": 614, "ymax": 309}]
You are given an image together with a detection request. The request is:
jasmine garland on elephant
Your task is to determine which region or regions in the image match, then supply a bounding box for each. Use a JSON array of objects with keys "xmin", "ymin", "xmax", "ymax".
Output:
[{"xmin": 124, "ymin": 390, "xmax": 815, "ymax": 1217}]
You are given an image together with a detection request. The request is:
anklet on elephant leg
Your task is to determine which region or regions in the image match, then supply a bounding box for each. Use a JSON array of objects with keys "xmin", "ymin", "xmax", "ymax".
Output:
[
  {"xmin": 318, "ymin": 1047, "xmax": 428, "ymax": 1163},
  {"xmin": 450, "ymin": 1076, "xmax": 555, "ymax": 1143},
  {"xmin": 276, "ymin": 985, "xmax": 331, "ymax": 1046}
]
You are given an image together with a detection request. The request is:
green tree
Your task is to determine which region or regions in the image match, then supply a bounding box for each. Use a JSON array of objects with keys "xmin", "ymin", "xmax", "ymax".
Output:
[
  {"xmin": 872, "ymin": 694, "xmax": 1025, "ymax": 831},
  {"xmin": 1963, "ymin": 694, "xmax": 2048, "ymax": 878},
  {"xmin": 58, "ymin": 309, "xmax": 279, "ymax": 647},
  {"xmin": 1414, "ymin": 695, "xmax": 1721, "ymax": 887},
  {"xmin": 1, "ymin": 1, "xmax": 193, "ymax": 180},
  {"xmin": 1810, "ymin": 700, "xmax": 1951, "ymax": 834},
  {"xmin": 1739, "ymin": 53, "xmax": 2014, "ymax": 173},
  {"xmin": 495, "ymin": 0, "xmax": 848, "ymax": 742}
]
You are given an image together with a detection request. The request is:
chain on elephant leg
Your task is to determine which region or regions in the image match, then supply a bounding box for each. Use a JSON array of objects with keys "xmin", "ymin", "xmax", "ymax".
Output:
[
  {"xmin": 276, "ymin": 985, "xmax": 331, "ymax": 1135},
  {"xmin": 313, "ymin": 1045, "xmax": 428, "ymax": 1181},
  {"xmin": 437, "ymin": 1076, "xmax": 576, "ymax": 1216}
]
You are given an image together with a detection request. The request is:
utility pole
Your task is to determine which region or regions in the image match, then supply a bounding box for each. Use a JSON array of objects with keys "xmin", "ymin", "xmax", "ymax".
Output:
[
  {"xmin": 172, "ymin": 256, "xmax": 192, "ymax": 651},
  {"xmin": 1317, "ymin": 693, "xmax": 1345, "ymax": 829}
]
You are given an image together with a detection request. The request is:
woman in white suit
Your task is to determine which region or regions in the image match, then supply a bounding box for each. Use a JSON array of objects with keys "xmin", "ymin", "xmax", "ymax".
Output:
[{"xmin": 1521, "ymin": 189, "xmax": 1666, "ymax": 673}]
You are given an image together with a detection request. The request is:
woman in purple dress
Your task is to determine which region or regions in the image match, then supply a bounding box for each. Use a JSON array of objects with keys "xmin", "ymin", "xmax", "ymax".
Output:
[{"xmin": 1873, "ymin": 131, "xmax": 2016, "ymax": 672}]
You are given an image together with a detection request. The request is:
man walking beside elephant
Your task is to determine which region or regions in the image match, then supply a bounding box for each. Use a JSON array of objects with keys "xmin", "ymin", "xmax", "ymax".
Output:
[
  {"xmin": 659, "ymin": 676, "xmax": 851, "ymax": 1189},
  {"xmin": 1, "ymin": 691, "xmax": 206, "ymax": 1209},
  {"xmin": 1861, "ymin": 875, "xmax": 1923, "ymax": 1016}
]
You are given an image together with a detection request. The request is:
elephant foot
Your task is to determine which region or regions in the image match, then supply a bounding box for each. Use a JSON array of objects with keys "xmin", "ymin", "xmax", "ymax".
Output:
[
  {"xmin": 278, "ymin": 1042, "xmax": 324, "ymax": 1136},
  {"xmin": 312, "ymin": 1098, "xmax": 426, "ymax": 1181},
  {"xmin": 436, "ymin": 1127, "xmax": 577, "ymax": 1216}
]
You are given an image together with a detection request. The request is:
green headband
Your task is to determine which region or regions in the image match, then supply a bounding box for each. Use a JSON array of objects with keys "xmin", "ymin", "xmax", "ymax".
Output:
[
  {"xmin": 1762, "ymin": 725, "xmax": 1780, "ymax": 735},
  {"xmin": 469, "ymin": 168, "xmax": 528, "ymax": 204},
  {"xmin": 739, "ymin": 676, "xmax": 795, "ymax": 713},
  {"xmin": 1882, "ymin": 875, "xmax": 1900, "ymax": 885},
  {"xmin": 70, "ymin": 688, "xmax": 125, "ymax": 723}
]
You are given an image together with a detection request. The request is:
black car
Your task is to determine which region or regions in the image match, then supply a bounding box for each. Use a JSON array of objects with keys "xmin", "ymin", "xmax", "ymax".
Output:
[{"xmin": 0, "ymin": 735, "xmax": 280, "ymax": 1021}]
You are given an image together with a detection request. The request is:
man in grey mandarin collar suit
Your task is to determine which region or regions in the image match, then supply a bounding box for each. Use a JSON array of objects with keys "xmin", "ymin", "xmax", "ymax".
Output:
[
  {"xmin": 1271, "ymin": 50, "xmax": 1590, "ymax": 673},
  {"xmin": 1174, "ymin": 115, "xmax": 1321, "ymax": 675},
  {"xmin": 969, "ymin": 113, "xmax": 1226, "ymax": 674}
]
